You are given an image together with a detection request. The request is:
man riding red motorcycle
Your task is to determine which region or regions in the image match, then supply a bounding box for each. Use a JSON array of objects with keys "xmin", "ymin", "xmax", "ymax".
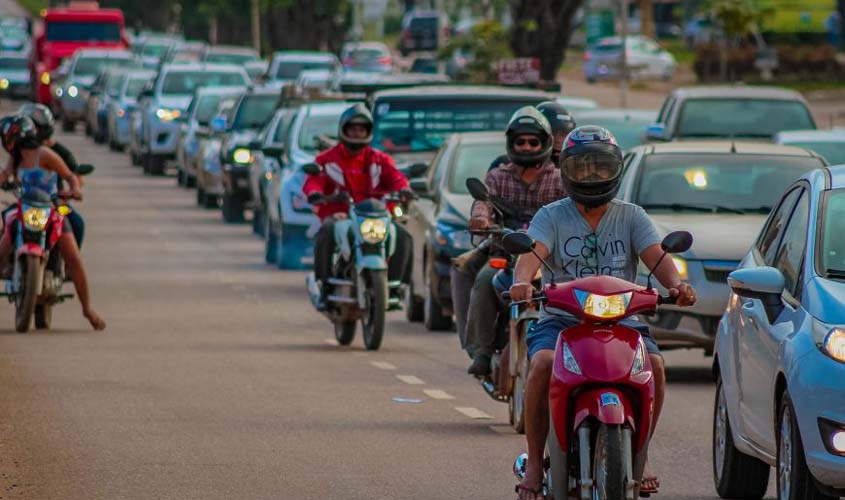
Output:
[
  {"xmin": 303, "ymin": 103, "xmax": 414, "ymax": 311},
  {"xmin": 509, "ymin": 126, "xmax": 696, "ymax": 499}
]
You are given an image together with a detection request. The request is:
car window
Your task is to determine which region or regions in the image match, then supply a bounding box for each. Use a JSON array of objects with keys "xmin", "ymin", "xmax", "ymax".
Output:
[
  {"xmin": 274, "ymin": 61, "xmax": 336, "ymax": 80},
  {"xmin": 772, "ymin": 189, "xmax": 809, "ymax": 296},
  {"xmin": 105, "ymin": 74, "xmax": 125, "ymax": 97},
  {"xmin": 757, "ymin": 187, "xmax": 802, "ymax": 266},
  {"xmin": 449, "ymin": 142, "xmax": 507, "ymax": 194},
  {"xmin": 195, "ymin": 94, "xmax": 225, "ymax": 125},
  {"xmin": 231, "ymin": 94, "xmax": 278, "ymax": 131},
  {"xmin": 123, "ymin": 77, "xmax": 151, "ymax": 98},
  {"xmin": 272, "ymin": 110, "xmax": 296, "ymax": 143},
  {"xmin": 427, "ymin": 143, "xmax": 449, "ymax": 191},
  {"xmin": 819, "ymin": 189, "xmax": 845, "ymax": 275},
  {"xmin": 676, "ymin": 99, "xmax": 816, "ymax": 138},
  {"xmin": 656, "ymin": 97, "xmax": 674, "ymax": 123},
  {"xmin": 298, "ymin": 112, "xmax": 341, "ymax": 152},
  {"xmin": 161, "ymin": 71, "xmax": 248, "ymax": 96},
  {"xmin": 74, "ymin": 57, "xmax": 133, "ymax": 77}
]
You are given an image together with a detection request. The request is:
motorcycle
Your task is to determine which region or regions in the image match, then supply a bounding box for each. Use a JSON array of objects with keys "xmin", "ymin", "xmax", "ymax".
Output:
[
  {"xmin": 302, "ymin": 163, "xmax": 412, "ymax": 351},
  {"xmin": 0, "ymin": 163, "xmax": 94, "ymax": 333},
  {"xmin": 504, "ymin": 230, "xmax": 693, "ymax": 500}
]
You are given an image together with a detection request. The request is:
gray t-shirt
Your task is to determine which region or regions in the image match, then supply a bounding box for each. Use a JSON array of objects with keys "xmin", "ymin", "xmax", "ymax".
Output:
[{"xmin": 527, "ymin": 198, "xmax": 661, "ymax": 287}]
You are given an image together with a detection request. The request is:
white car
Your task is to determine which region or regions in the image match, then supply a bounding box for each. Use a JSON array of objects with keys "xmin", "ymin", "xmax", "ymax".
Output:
[
  {"xmin": 266, "ymin": 51, "xmax": 340, "ymax": 87},
  {"xmin": 584, "ymin": 35, "xmax": 675, "ymax": 83}
]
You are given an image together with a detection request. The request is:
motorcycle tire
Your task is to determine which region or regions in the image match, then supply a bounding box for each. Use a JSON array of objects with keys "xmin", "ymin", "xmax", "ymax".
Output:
[
  {"xmin": 35, "ymin": 304, "xmax": 52, "ymax": 330},
  {"xmin": 404, "ymin": 280, "xmax": 424, "ymax": 323},
  {"xmin": 593, "ymin": 423, "xmax": 626, "ymax": 500},
  {"xmin": 510, "ymin": 344, "xmax": 529, "ymax": 434},
  {"xmin": 334, "ymin": 320, "xmax": 356, "ymax": 346},
  {"xmin": 361, "ymin": 269, "xmax": 387, "ymax": 351},
  {"xmin": 15, "ymin": 255, "xmax": 42, "ymax": 333}
]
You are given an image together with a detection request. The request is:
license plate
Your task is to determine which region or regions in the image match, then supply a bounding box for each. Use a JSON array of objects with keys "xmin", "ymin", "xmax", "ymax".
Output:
[{"xmin": 600, "ymin": 393, "xmax": 620, "ymax": 407}]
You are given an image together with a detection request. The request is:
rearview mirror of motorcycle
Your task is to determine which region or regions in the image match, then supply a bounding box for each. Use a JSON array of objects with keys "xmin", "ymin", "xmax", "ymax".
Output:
[
  {"xmin": 502, "ymin": 232, "xmax": 558, "ymax": 286},
  {"xmin": 302, "ymin": 163, "xmax": 321, "ymax": 175},
  {"xmin": 76, "ymin": 164, "xmax": 95, "ymax": 176},
  {"xmin": 646, "ymin": 230, "xmax": 694, "ymax": 291},
  {"xmin": 406, "ymin": 162, "xmax": 428, "ymax": 178},
  {"xmin": 466, "ymin": 178, "xmax": 489, "ymax": 202}
]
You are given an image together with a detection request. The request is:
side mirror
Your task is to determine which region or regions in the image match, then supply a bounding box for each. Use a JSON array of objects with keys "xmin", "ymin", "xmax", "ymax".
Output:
[
  {"xmin": 661, "ymin": 230, "xmax": 693, "ymax": 254},
  {"xmin": 210, "ymin": 115, "xmax": 227, "ymax": 133},
  {"xmin": 405, "ymin": 162, "xmax": 428, "ymax": 178},
  {"xmin": 409, "ymin": 177, "xmax": 430, "ymax": 198},
  {"xmin": 76, "ymin": 164, "xmax": 95, "ymax": 175},
  {"xmin": 262, "ymin": 145, "xmax": 285, "ymax": 159},
  {"xmin": 466, "ymin": 177, "xmax": 489, "ymax": 202},
  {"xmin": 645, "ymin": 123, "xmax": 667, "ymax": 142},
  {"xmin": 502, "ymin": 232, "xmax": 535, "ymax": 255},
  {"xmin": 728, "ymin": 266, "xmax": 785, "ymax": 323},
  {"xmin": 302, "ymin": 163, "xmax": 321, "ymax": 175}
]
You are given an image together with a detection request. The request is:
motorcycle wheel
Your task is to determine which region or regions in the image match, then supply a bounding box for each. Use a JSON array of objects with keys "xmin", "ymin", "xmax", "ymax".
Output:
[
  {"xmin": 593, "ymin": 423, "xmax": 626, "ymax": 500},
  {"xmin": 15, "ymin": 255, "xmax": 42, "ymax": 333},
  {"xmin": 334, "ymin": 320, "xmax": 356, "ymax": 346},
  {"xmin": 361, "ymin": 269, "xmax": 387, "ymax": 351},
  {"xmin": 35, "ymin": 304, "xmax": 52, "ymax": 330},
  {"xmin": 510, "ymin": 344, "xmax": 529, "ymax": 434}
]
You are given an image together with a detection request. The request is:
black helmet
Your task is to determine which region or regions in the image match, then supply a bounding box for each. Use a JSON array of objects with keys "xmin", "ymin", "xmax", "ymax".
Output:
[
  {"xmin": 536, "ymin": 101, "xmax": 576, "ymax": 137},
  {"xmin": 559, "ymin": 125, "xmax": 623, "ymax": 208},
  {"xmin": 18, "ymin": 103, "xmax": 55, "ymax": 142},
  {"xmin": 338, "ymin": 103, "xmax": 373, "ymax": 148},
  {"xmin": 505, "ymin": 106, "xmax": 553, "ymax": 168},
  {"xmin": 1, "ymin": 115, "xmax": 39, "ymax": 154}
]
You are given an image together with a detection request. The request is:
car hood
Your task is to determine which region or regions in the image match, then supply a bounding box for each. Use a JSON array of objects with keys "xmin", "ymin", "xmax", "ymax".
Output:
[
  {"xmin": 805, "ymin": 276, "xmax": 845, "ymax": 325},
  {"xmin": 438, "ymin": 190, "xmax": 472, "ymax": 226},
  {"xmin": 227, "ymin": 130, "xmax": 259, "ymax": 147},
  {"xmin": 155, "ymin": 95, "xmax": 192, "ymax": 111},
  {"xmin": 72, "ymin": 75, "xmax": 96, "ymax": 88},
  {"xmin": 649, "ymin": 213, "xmax": 765, "ymax": 260}
]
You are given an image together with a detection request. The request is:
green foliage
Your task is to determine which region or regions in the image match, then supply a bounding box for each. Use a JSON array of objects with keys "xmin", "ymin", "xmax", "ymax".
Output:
[
  {"xmin": 706, "ymin": 0, "xmax": 772, "ymax": 38},
  {"xmin": 16, "ymin": 0, "xmax": 45, "ymax": 15},
  {"xmin": 440, "ymin": 19, "xmax": 512, "ymax": 83}
]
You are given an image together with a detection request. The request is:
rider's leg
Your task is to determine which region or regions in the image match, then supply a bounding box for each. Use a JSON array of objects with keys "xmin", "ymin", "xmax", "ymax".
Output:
[
  {"xmin": 450, "ymin": 250, "xmax": 487, "ymax": 356},
  {"xmin": 466, "ymin": 264, "xmax": 504, "ymax": 375},
  {"xmin": 313, "ymin": 218, "xmax": 336, "ymax": 306},
  {"xmin": 387, "ymin": 223, "xmax": 412, "ymax": 284},
  {"xmin": 66, "ymin": 209, "xmax": 84, "ymax": 249},
  {"xmin": 56, "ymin": 231, "xmax": 104, "ymax": 330}
]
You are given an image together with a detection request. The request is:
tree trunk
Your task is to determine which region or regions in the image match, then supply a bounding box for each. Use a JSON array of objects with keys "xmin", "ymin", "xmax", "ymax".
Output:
[
  {"xmin": 509, "ymin": 0, "xmax": 584, "ymax": 82},
  {"xmin": 265, "ymin": 0, "xmax": 350, "ymax": 53},
  {"xmin": 639, "ymin": 0, "xmax": 655, "ymax": 38}
]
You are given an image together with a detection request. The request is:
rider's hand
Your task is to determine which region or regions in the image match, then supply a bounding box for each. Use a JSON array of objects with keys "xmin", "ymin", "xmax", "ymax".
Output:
[
  {"xmin": 307, "ymin": 192, "xmax": 325, "ymax": 205},
  {"xmin": 71, "ymin": 189, "xmax": 83, "ymax": 201},
  {"xmin": 469, "ymin": 216, "xmax": 491, "ymax": 232},
  {"xmin": 398, "ymin": 189, "xmax": 415, "ymax": 204},
  {"xmin": 509, "ymin": 282, "xmax": 533, "ymax": 302},
  {"xmin": 669, "ymin": 283, "xmax": 697, "ymax": 306}
]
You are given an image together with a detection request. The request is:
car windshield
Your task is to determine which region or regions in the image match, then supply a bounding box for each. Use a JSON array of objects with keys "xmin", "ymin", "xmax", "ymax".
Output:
[
  {"xmin": 635, "ymin": 153, "xmax": 824, "ymax": 213},
  {"xmin": 350, "ymin": 48, "xmax": 386, "ymax": 60},
  {"xmin": 372, "ymin": 99, "xmax": 541, "ymax": 153},
  {"xmin": 161, "ymin": 71, "xmax": 247, "ymax": 95},
  {"xmin": 0, "ymin": 57, "xmax": 27, "ymax": 69},
  {"xmin": 677, "ymin": 99, "xmax": 815, "ymax": 139},
  {"xmin": 105, "ymin": 74, "xmax": 126, "ymax": 96},
  {"xmin": 275, "ymin": 61, "xmax": 335, "ymax": 80},
  {"xmin": 820, "ymin": 189, "xmax": 845, "ymax": 275},
  {"xmin": 46, "ymin": 21, "xmax": 121, "ymax": 42},
  {"xmin": 450, "ymin": 142, "xmax": 506, "ymax": 194},
  {"xmin": 195, "ymin": 94, "xmax": 227, "ymax": 124},
  {"xmin": 575, "ymin": 113, "xmax": 655, "ymax": 150},
  {"xmin": 74, "ymin": 57, "xmax": 132, "ymax": 77},
  {"xmin": 142, "ymin": 44, "xmax": 170, "ymax": 57},
  {"xmin": 231, "ymin": 94, "xmax": 278, "ymax": 130},
  {"xmin": 783, "ymin": 141, "xmax": 845, "ymax": 166},
  {"xmin": 124, "ymin": 77, "xmax": 151, "ymax": 97},
  {"xmin": 206, "ymin": 53, "xmax": 256, "ymax": 64},
  {"xmin": 298, "ymin": 113, "xmax": 340, "ymax": 152}
]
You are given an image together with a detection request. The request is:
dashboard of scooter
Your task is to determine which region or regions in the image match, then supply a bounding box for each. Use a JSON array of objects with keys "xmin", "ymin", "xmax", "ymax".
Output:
[{"xmin": 544, "ymin": 275, "xmax": 661, "ymax": 322}]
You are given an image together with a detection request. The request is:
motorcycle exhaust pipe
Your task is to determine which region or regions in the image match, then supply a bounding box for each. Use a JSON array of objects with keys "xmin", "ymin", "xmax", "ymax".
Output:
[{"xmin": 513, "ymin": 453, "xmax": 529, "ymax": 480}]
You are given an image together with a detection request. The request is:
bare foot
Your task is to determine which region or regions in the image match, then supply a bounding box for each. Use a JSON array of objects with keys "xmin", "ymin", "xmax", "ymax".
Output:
[
  {"xmin": 640, "ymin": 467, "xmax": 660, "ymax": 495},
  {"xmin": 515, "ymin": 463, "xmax": 544, "ymax": 500},
  {"xmin": 84, "ymin": 309, "xmax": 106, "ymax": 331}
]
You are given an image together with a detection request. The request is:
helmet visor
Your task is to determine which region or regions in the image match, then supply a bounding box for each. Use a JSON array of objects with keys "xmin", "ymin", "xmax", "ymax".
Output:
[{"xmin": 561, "ymin": 152, "xmax": 622, "ymax": 184}]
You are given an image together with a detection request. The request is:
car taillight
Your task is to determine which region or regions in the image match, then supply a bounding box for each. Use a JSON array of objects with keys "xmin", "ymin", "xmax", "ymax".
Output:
[
  {"xmin": 342, "ymin": 57, "xmax": 353, "ymax": 66},
  {"xmin": 378, "ymin": 56, "xmax": 392, "ymax": 65}
]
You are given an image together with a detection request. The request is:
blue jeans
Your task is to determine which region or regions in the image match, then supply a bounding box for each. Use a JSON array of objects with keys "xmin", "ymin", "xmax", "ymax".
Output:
[{"xmin": 526, "ymin": 314, "xmax": 660, "ymax": 359}]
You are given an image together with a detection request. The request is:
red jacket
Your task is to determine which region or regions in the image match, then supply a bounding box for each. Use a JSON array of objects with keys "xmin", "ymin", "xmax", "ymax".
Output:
[{"xmin": 303, "ymin": 143, "xmax": 409, "ymax": 221}]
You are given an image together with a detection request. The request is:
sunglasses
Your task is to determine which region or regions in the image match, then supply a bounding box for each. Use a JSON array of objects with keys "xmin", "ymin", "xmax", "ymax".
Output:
[{"xmin": 514, "ymin": 138, "xmax": 541, "ymax": 147}]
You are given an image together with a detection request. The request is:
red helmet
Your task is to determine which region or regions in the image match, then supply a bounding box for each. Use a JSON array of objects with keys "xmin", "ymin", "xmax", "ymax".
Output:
[{"xmin": 1, "ymin": 115, "xmax": 39, "ymax": 154}]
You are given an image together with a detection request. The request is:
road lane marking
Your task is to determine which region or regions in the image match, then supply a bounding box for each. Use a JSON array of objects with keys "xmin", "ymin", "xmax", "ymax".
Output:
[
  {"xmin": 455, "ymin": 406, "xmax": 493, "ymax": 419},
  {"xmin": 370, "ymin": 361, "xmax": 397, "ymax": 370},
  {"xmin": 396, "ymin": 374, "xmax": 425, "ymax": 385},
  {"xmin": 423, "ymin": 389, "xmax": 455, "ymax": 400}
]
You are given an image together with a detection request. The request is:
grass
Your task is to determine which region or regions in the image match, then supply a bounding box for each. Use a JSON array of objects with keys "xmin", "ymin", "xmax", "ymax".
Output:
[
  {"xmin": 660, "ymin": 38, "xmax": 696, "ymax": 65},
  {"xmin": 16, "ymin": 0, "xmax": 46, "ymax": 16},
  {"xmin": 747, "ymin": 79, "xmax": 845, "ymax": 93}
]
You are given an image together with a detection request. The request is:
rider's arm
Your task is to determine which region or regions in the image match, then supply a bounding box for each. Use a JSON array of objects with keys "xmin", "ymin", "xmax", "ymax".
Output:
[
  {"xmin": 510, "ymin": 241, "xmax": 549, "ymax": 302},
  {"xmin": 640, "ymin": 243, "xmax": 696, "ymax": 306},
  {"xmin": 42, "ymin": 148, "xmax": 80, "ymax": 194},
  {"xmin": 302, "ymin": 163, "xmax": 328, "ymax": 198},
  {"xmin": 376, "ymin": 153, "xmax": 410, "ymax": 192},
  {"xmin": 470, "ymin": 169, "xmax": 499, "ymax": 228}
]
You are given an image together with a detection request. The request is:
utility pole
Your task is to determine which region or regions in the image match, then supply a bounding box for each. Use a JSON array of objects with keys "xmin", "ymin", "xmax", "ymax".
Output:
[
  {"xmin": 251, "ymin": 0, "xmax": 261, "ymax": 55},
  {"xmin": 619, "ymin": 0, "xmax": 629, "ymax": 108}
]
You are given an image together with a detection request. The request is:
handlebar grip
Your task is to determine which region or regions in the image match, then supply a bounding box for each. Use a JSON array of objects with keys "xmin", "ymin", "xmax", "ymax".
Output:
[
  {"xmin": 659, "ymin": 294, "xmax": 678, "ymax": 305},
  {"xmin": 501, "ymin": 291, "xmax": 511, "ymax": 301}
]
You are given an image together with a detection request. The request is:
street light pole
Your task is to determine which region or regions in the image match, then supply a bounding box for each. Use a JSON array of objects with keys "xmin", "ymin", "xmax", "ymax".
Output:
[
  {"xmin": 619, "ymin": 0, "xmax": 629, "ymax": 108},
  {"xmin": 251, "ymin": 0, "xmax": 261, "ymax": 55}
]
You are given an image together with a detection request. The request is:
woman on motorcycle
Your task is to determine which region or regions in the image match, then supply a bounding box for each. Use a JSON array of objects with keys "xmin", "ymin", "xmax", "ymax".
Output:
[{"xmin": 0, "ymin": 115, "xmax": 105, "ymax": 330}]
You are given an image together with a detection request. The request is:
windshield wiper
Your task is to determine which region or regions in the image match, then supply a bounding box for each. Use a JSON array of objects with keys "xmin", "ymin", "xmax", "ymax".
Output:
[
  {"xmin": 640, "ymin": 203, "xmax": 744, "ymax": 214},
  {"xmin": 826, "ymin": 268, "xmax": 845, "ymax": 279}
]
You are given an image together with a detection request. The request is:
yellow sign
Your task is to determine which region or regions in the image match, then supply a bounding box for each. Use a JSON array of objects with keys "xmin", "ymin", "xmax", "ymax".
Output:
[{"xmin": 755, "ymin": 0, "xmax": 837, "ymax": 33}]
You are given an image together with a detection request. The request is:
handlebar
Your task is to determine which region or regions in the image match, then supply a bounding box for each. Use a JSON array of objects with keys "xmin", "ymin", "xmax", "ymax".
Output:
[{"xmin": 501, "ymin": 289, "xmax": 678, "ymax": 306}]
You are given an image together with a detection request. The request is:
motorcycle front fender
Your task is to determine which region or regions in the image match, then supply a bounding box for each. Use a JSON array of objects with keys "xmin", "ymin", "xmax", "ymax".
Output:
[
  {"xmin": 572, "ymin": 388, "xmax": 635, "ymax": 431},
  {"xmin": 15, "ymin": 242, "xmax": 44, "ymax": 258},
  {"xmin": 356, "ymin": 254, "xmax": 387, "ymax": 271}
]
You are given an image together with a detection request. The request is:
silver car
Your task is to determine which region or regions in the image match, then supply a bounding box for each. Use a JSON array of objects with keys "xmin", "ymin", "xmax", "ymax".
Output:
[
  {"xmin": 265, "ymin": 51, "xmax": 340, "ymax": 87},
  {"xmin": 107, "ymin": 70, "xmax": 155, "ymax": 152},
  {"xmin": 584, "ymin": 35, "xmax": 675, "ymax": 83},
  {"xmin": 617, "ymin": 140, "xmax": 827, "ymax": 353},
  {"xmin": 196, "ymin": 96, "xmax": 240, "ymax": 208},
  {"xmin": 57, "ymin": 48, "xmax": 135, "ymax": 131},
  {"xmin": 0, "ymin": 52, "xmax": 30, "ymax": 98}
]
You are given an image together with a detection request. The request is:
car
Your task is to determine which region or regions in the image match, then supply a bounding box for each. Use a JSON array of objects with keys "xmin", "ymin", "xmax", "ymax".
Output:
[
  {"xmin": 0, "ymin": 21, "xmax": 29, "ymax": 53},
  {"xmin": 201, "ymin": 44, "xmax": 260, "ymax": 65},
  {"xmin": 244, "ymin": 60, "xmax": 268, "ymax": 83},
  {"xmin": 405, "ymin": 132, "xmax": 505, "ymax": 329},
  {"xmin": 55, "ymin": 48, "xmax": 134, "ymax": 132},
  {"xmin": 163, "ymin": 39, "xmax": 207, "ymax": 63},
  {"xmin": 0, "ymin": 52, "xmax": 30, "ymax": 98},
  {"xmin": 331, "ymin": 72, "xmax": 450, "ymax": 94},
  {"xmin": 264, "ymin": 101, "xmax": 349, "ymax": 270},
  {"xmin": 775, "ymin": 129, "xmax": 845, "ymax": 166},
  {"xmin": 135, "ymin": 35, "xmax": 179, "ymax": 68},
  {"xmin": 712, "ymin": 164, "xmax": 845, "ymax": 500},
  {"xmin": 196, "ymin": 95, "xmax": 241, "ymax": 209},
  {"xmin": 340, "ymin": 41, "xmax": 393, "ymax": 74},
  {"xmin": 584, "ymin": 35, "xmax": 676, "ymax": 83},
  {"xmin": 554, "ymin": 95, "xmax": 599, "ymax": 112},
  {"xmin": 266, "ymin": 50, "xmax": 340, "ymax": 86},
  {"xmin": 217, "ymin": 87, "xmax": 281, "ymax": 223},
  {"xmin": 573, "ymin": 108, "xmax": 657, "ymax": 150},
  {"xmin": 616, "ymin": 140, "xmax": 827, "ymax": 353},
  {"xmin": 136, "ymin": 62, "xmax": 250, "ymax": 175},
  {"xmin": 399, "ymin": 10, "xmax": 449, "ymax": 56},
  {"xmin": 106, "ymin": 69, "xmax": 155, "ymax": 152},
  {"xmin": 294, "ymin": 69, "xmax": 335, "ymax": 90},
  {"xmin": 86, "ymin": 66, "xmax": 140, "ymax": 143},
  {"xmin": 646, "ymin": 86, "xmax": 817, "ymax": 142},
  {"xmin": 175, "ymin": 85, "xmax": 246, "ymax": 188}
]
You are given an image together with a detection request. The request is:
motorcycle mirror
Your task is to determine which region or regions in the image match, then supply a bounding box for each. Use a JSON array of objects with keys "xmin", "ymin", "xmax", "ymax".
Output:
[
  {"xmin": 405, "ymin": 162, "xmax": 428, "ymax": 178},
  {"xmin": 661, "ymin": 230, "xmax": 693, "ymax": 254},
  {"xmin": 302, "ymin": 163, "xmax": 321, "ymax": 175},
  {"xmin": 502, "ymin": 232, "xmax": 534, "ymax": 255},
  {"xmin": 76, "ymin": 164, "xmax": 95, "ymax": 175},
  {"xmin": 466, "ymin": 178, "xmax": 489, "ymax": 202}
]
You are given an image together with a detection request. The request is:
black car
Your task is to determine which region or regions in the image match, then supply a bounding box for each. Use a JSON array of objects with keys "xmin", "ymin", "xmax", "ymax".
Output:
[{"xmin": 399, "ymin": 10, "xmax": 449, "ymax": 56}]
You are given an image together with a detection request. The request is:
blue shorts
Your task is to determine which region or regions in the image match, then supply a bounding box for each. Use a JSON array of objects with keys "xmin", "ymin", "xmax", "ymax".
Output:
[{"xmin": 526, "ymin": 314, "xmax": 661, "ymax": 360}]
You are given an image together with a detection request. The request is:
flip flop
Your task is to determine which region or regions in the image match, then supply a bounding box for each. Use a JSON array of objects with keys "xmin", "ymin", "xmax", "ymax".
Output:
[
  {"xmin": 515, "ymin": 483, "xmax": 544, "ymax": 500},
  {"xmin": 639, "ymin": 475, "xmax": 660, "ymax": 497}
]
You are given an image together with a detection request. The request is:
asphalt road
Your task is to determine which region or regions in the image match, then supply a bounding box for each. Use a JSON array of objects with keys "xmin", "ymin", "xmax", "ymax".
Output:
[{"xmin": 0, "ymin": 105, "xmax": 781, "ymax": 500}]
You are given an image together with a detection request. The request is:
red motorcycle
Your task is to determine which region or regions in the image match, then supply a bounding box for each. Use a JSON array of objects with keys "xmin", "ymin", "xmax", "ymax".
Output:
[{"xmin": 504, "ymin": 230, "xmax": 692, "ymax": 500}]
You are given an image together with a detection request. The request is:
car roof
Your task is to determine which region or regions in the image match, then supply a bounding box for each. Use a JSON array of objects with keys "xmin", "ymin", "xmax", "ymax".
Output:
[
  {"xmin": 160, "ymin": 62, "xmax": 245, "ymax": 72},
  {"xmin": 272, "ymin": 51, "xmax": 336, "ymax": 61},
  {"xmin": 373, "ymin": 85, "xmax": 552, "ymax": 100},
  {"xmin": 75, "ymin": 49, "xmax": 132, "ymax": 58},
  {"xmin": 575, "ymin": 108, "xmax": 657, "ymax": 120},
  {"xmin": 775, "ymin": 129, "xmax": 845, "ymax": 143},
  {"xmin": 453, "ymin": 131, "xmax": 504, "ymax": 144},
  {"xmin": 671, "ymin": 85, "xmax": 805, "ymax": 101},
  {"xmin": 641, "ymin": 140, "xmax": 819, "ymax": 157},
  {"xmin": 302, "ymin": 101, "xmax": 352, "ymax": 115}
]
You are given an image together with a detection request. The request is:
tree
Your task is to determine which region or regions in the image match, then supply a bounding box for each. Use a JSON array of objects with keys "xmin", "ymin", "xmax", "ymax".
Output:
[
  {"xmin": 440, "ymin": 19, "xmax": 511, "ymax": 82},
  {"xmin": 509, "ymin": 0, "xmax": 584, "ymax": 82},
  {"xmin": 707, "ymin": 0, "xmax": 770, "ymax": 80},
  {"xmin": 264, "ymin": 0, "xmax": 352, "ymax": 52},
  {"xmin": 639, "ymin": 0, "xmax": 655, "ymax": 39}
]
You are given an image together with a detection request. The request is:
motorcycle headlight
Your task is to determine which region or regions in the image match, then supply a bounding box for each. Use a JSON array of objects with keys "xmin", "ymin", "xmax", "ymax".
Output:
[
  {"xmin": 22, "ymin": 206, "xmax": 50, "ymax": 231},
  {"xmin": 630, "ymin": 339, "xmax": 646, "ymax": 375},
  {"xmin": 823, "ymin": 327, "xmax": 845, "ymax": 364},
  {"xmin": 0, "ymin": 79, "xmax": 8, "ymax": 90},
  {"xmin": 155, "ymin": 108, "xmax": 181, "ymax": 122},
  {"xmin": 360, "ymin": 218, "xmax": 387, "ymax": 244},
  {"xmin": 67, "ymin": 84, "xmax": 78, "ymax": 97},
  {"xmin": 672, "ymin": 256, "xmax": 689, "ymax": 281},
  {"xmin": 232, "ymin": 148, "xmax": 252, "ymax": 164},
  {"xmin": 575, "ymin": 290, "xmax": 632, "ymax": 320}
]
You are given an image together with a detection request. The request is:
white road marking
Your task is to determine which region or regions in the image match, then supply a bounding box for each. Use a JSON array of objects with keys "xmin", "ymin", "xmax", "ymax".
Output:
[
  {"xmin": 370, "ymin": 361, "xmax": 397, "ymax": 370},
  {"xmin": 396, "ymin": 374, "xmax": 425, "ymax": 385},
  {"xmin": 423, "ymin": 389, "xmax": 455, "ymax": 400},
  {"xmin": 455, "ymin": 406, "xmax": 493, "ymax": 420}
]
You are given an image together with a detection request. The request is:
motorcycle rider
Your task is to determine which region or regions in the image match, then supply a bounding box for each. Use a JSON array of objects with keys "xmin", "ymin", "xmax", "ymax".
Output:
[
  {"xmin": 535, "ymin": 101, "xmax": 576, "ymax": 165},
  {"xmin": 510, "ymin": 126, "xmax": 696, "ymax": 499},
  {"xmin": 303, "ymin": 103, "xmax": 414, "ymax": 311},
  {"xmin": 0, "ymin": 115, "xmax": 105, "ymax": 331},
  {"xmin": 18, "ymin": 103, "xmax": 86, "ymax": 247},
  {"xmin": 465, "ymin": 107, "xmax": 567, "ymax": 376}
]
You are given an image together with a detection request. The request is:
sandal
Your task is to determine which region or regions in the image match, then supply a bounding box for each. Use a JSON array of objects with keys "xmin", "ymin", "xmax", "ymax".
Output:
[
  {"xmin": 515, "ymin": 483, "xmax": 544, "ymax": 500},
  {"xmin": 639, "ymin": 475, "xmax": 660, "ymax": 497}
]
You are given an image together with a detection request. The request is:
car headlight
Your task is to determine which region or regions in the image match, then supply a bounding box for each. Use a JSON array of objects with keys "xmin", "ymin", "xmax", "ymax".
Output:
[
  {"xmin": 360, "ymin": 218, "xmax": 387, "ymax": 244},
  {"xmin": 575, "ymin": 290, "xmax": 632, "ymax": 320},
  {"xmin": 672, "ymin": 256, "xmax": 689, "ymax": 281},
  {"xmin": 67, "ymin": 85, "xmax": 78, "ymax": 97},
  {"xmin": 55, "ymin": 87, "xmax": 63, "ymax": 97},
  {"xmin": 155, "ymin": 108, "xmax": 181, "ymax": 122},
  {"xmin": 0, "ymin": 79, "xmax": 8, "ymax": 90},
  {"xmin": 232, "ymin": 148, "xmax": 252, "ymax": 164},
  {"xmin": 823, "ymin": 327, "xmax": 845, "ymax": 364},
  {"xmin": 22, "ymin": 206, "xmax": 50, "ymax": 231}
]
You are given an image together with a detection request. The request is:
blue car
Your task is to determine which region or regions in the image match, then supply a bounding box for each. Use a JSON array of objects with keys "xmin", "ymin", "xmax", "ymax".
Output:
[{"xmin": 713, "ymin": 165, "xmax": 845, "ymax": 499}]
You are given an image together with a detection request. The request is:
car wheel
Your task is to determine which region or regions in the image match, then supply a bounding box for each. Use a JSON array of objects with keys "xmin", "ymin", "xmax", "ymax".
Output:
[
  {"xmin": 712, "ymin": 375, "xmax": 770, "ymax": 498},
  {"xmin": 221, "ymin": 193, "xmax": 245, "ymax": 223},
  {"xmin": 275, "ymin": 221, "xmax": 298, "ymax": 270},
  {"xmin": 196, "ymin": 186, "xmax": 206, "ymax": 206},
  {"xmin": 404, "ymin": 279, "xmax": 424, "ymax": 323},
  {"xmin": 264, "ymin": 215, "xmax": 278, "ymax": 265},
  {"xmin": 185, "ymin": 174, "xmax": 196, "ymax": 188},
  {"xmin": 176, "ymin": 169, "xmax": 185, "ymax": 186},
  {"xmin": 778, "ymin": 392, "xmax": 836, "ymax": 500},
  {"xmin": 147, "ymin": 155, "xmax": 165, "ymax": 176},
  {"xmin": 423, "ymin": 279, "xmax": 452, "ymax": 331},
  {"xmin": 252, "ymin": 206, "xmax": 264, "ymax": 236}
]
